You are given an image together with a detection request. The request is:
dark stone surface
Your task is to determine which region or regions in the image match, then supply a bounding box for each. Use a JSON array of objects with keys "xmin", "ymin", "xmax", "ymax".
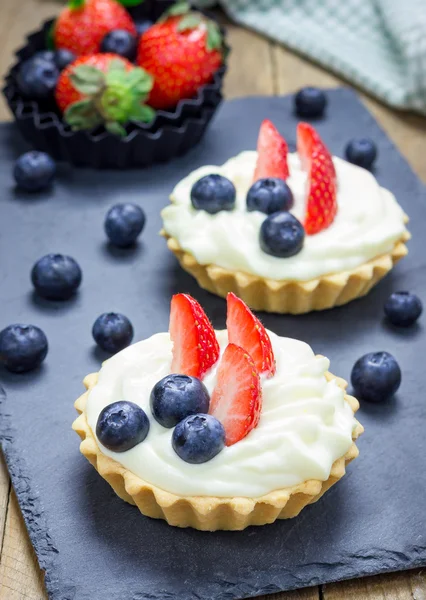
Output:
[{"xmin": 0, "ymin": 89, "xmax": 425, "ymax": 600}]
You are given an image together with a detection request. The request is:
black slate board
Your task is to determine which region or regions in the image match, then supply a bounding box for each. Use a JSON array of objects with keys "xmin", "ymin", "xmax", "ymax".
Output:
[{"xmin": 1, "ymin": 89, "xmax": 426, "ymax": 600}]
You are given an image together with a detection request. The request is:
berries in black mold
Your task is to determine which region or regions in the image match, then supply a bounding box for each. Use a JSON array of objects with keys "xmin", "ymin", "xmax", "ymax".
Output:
[
  {"xmin": 14, "ymin": 151, "xmax": 56, "ymax": 193},
  {"xmin": 54, "ymin": 49, "xmax": 77, "ymax": 70},
  {"xmin": 92, "ymin": 313, "xmax": 134, "ymax": 354},
  {"xmin": 351, "ymin": 351, "xmax": 401, "ymax": 403},
  {"xmin": 247, "ymin": 177, "xmax": 293, "ymax": 215},
  {"xmin": 104, "ymin": 203, "xmax": 146, "ymax": 248},
  {"xmin": 384, "ymin": 291, "xmax": 422, "ymax": 327},
  {"xmin": 96, "ymin": 401, "xmax": 149, "ymax": 452},
  {"xmin": 0, "ymin": 324, "xmax": 48, "ymax": 373},
  {"xmin": 150, "ymin": 374, "xmax": 210, "ymax": 428},
  {"xmin": 172, "ymin": 414, "xmax": 225, "ymax": 464},
  {"xmin": 31, "ymin": 254, "xmax": 82, "ymax": 301},
  {"xmin": 345, "ymin": 138, "xmax": 377, "ymax": 169},
  {"xmin": 100, "ymin": 29, "xmax": 138, "ymax": 61},
  {"xmin": 294, "ymin": 87, "xmax": 327, "ymax": 118},
  {"xmin": 260, "ymin": 211, "xmax": 305, "ymax": 258},
  {"xmin": 17, "ymin": 55, "xmax": 59, "ymax": 99},
  {"xmin": 191, "ymin": 174, "xmax": 236, "ymax": 214}
]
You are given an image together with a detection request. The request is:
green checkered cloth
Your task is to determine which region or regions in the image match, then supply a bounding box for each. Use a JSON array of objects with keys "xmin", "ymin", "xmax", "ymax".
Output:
[{"xmin": 195, "ymin": 0, "xmax": 426, "ymax": 115}]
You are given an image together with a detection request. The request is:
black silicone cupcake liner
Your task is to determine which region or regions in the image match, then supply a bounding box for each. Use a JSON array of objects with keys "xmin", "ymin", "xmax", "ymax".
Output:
[{"xmin": 2, "ymin": 1, "xmax": 228, "ymax": 168}]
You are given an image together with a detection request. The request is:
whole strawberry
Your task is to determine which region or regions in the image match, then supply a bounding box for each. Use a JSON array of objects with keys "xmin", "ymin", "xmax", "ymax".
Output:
[
  {"xmin": 55, "ymin": 53, "xmax": 155, "ymax": 136},
  {"xmin": 54, "ymin": 0, "xmax": 137, "ymax": 56},
  {"xmin": 137, "ymin": 1, "xmax": 224, "ymax": 110}
]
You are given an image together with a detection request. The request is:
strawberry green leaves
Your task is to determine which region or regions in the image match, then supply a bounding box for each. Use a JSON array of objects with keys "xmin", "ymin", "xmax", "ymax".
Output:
[
  {"xmin": 64, "ymin": 60, "xmax": 155, "ymax": 137},
  {"xmin": 159, "ymin": 0, "xmax": 191, "ymax": 21},
  {"xmin": 206, "ymin": 21, "xmax": 222, "ymax": 51}
]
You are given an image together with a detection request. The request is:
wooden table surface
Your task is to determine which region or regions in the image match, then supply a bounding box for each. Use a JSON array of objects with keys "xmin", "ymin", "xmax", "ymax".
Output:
[{"xmin": 0, "ymin": 1, "xmax": 425, "ymax": 599}]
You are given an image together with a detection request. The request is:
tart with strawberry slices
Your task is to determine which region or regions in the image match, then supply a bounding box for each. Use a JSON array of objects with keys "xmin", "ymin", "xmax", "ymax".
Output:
[
  {"xmin": 161, "ymin": 120, "xmax": 410, "ymax": 313},
  {"xmin": 73, "ymin": 293, "xmax": 363, "ymax": 531}
]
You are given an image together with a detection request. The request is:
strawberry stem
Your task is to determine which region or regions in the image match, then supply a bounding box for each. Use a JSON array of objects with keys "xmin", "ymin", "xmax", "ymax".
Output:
[{"xmin": 69, "ymin": 0, "xmax": 85, "ymax": 9}]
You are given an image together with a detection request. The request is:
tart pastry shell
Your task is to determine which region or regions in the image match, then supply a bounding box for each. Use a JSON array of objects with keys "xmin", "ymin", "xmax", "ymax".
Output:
[
  {"xmin": 73, "ymin": 370, "xmax": 364, "ymax": 531},
  {"xmin": 162, "ymin": 216, "xmax": 410, "ymax": 313}
]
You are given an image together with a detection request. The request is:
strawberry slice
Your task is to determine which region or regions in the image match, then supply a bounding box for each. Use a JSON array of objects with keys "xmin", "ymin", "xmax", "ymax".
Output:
[
  {"xmin": 210, "ymin": 344, "xmax": 262, "ymax": 446},
  {"xmin": 169, "ymin": 294, "xmax": 219, "ymax": 379},
  {"xmin": 297, "ymin": 122, "xmax": 337, "ymax": 235},
  {"xmin": 226, "ymin": 292, "xmax": 276, "ymax": 377},
  {"xmin": 253, "ymin": 119, "xmax": 289, "ymax": 182}
]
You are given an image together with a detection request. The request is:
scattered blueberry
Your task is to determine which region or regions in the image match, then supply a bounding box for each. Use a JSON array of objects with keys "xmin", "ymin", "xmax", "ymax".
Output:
[
  {"xmin": 96, "ymin": 401, "xmax": 149, "ymax": 452},
  {"xmin": 191, "ymin": 174, "xmax": 236, "ymax": 214},
  {"xmin": 92, "ymin": 313, "xmax": 134, "ymax": 354},
  {"xmin": 384, "ymin": 291, "xmax": 422, "ymax": 327},
  {"xmin": 150, "ymin": 374, "xmax": 210, "ymax": 428},
  {"xmin": 172, "ymin": 414, "xmax": 225, "ymax": 464},
  {"xmin": 31, "ymin": 254, "xmax": 82, "ymax": 300},
  {"xmin": 54, "ymin": 49, "xmax": 76, "ymax": 70},
  {"xmin": 135, "ymin": 19, "xmax": 153, "ymax": 36},
  {"xmin": 104, "ymin": 203, "xmax": 146, "ymax": 248},
  {"xmin": 247, "ymin": 178, "xmax": 294, "ymax": 215},
  {"xmin": 345, "ymin": 138, "xmax": 377, "ymax": 169},
  {"xmin": 17, "ymin": 55, "xmax": 59, "ymax": 99},
  {"xmin": 260, "ymin": 211, "xmax": 305, "ymax": 258},
  {"xmin": 351, "ymin": 351, "xmax": 401, "ymax": 403},
  {"xmin": 100, "ymin": 30, "xmax": 138, "ymax": 61},
  {"xmin": 14, "ymin": 151, "xmax": 56, "ymax": 192},
  {"xmin": 294, "ymin": 87, "xmax": 327, "ymax": 118},
  {"xmin": 0, "ymin": 324, "xmax": 48, "ymax": 373}
]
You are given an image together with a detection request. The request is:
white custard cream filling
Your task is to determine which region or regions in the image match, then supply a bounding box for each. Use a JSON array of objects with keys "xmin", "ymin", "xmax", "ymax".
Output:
[
  {"xmin": 86, "ymin": 330, "xmax": 358, "ymax": 498},
  {"xmin": 161, "ymin": 151, "xmax": 408, "ymax": 282}
]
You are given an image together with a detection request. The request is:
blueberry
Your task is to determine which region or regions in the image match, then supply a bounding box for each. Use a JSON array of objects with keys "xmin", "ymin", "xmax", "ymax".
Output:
[
  {"xmin": 191, "ymin": 174, "xmax": 236, "ymax": 214},
  {"xmin": 0, "ymin": 324, "xmax": 48, "ymax": 373},
  {"xmin": 135, "ymin": 19, "xmax": 153, "ymax": 36},
  {"xmin": 172, "ymin": 414, "xmax": 225, "ymax": 464},
  {"xmin": 260, "ymin": 211, "xmax": 305, "ymax": 258},
  {"xmin": 104, "ymin": 203, "xmax": 146, "ymax": 248},
  {"xmin": 31, "ymin": 254, "xmax": 82, "ymax": 300},
  {"xmin": 54, "ymin": 49, "xmax": 76, "ymax": 70},
  {"xmin": 92, "ymin": 313, "xmax": 134, "ymax": 354},
  {"xmin": 294, "ymin": 87, "xmax": 327, "ymax": 118},
  {"xmin": 14, "ymin": 151, "xmax": 56, "ymax": 192},
  {"xmin": 384, "ymin": 291, "xmax": 422, "ymax": 327},
  {"xmin": 150, "ymin": 374, "xmax": 210, "ymax": 428},
  {"xmin": 96, "ymin": 401, "xmax": 149, "ymax": 452},
  {"xmin": 351, "ymin": 351, "xmax": 401, "ymax": 403},
  {"xmin": 247, "ymin": 178, "xmax": 293, "ymax": 215},
  {"xmin": 345, "ymin": 138, "xmax": 377, "ymax": 169},
  {"xmin": 100, "ymin": 30, "xmax": 138, "ymax": 61},
  {"xmin": 34, "ymin": 50, "xmax": 56, "ymax": 63},
  {"xmin": 17, "ymin": 55, "xmax": 59, "ymax": 100}
]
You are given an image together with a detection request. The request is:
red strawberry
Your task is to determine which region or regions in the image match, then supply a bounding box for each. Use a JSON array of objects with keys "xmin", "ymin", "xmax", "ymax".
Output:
[
  {"xmin": 55, "ymin": 53, "xmax": 154, "ymax": 136},
  {"xmin": 226, "ymin": 293, "xmax": 276, "ymax": 377},
  {"xmin": 169, "ymin": 293, "xmax": 220, "ymax": 379},
  {"xmin": 297, "ymin": 122, "xmax": 337, "ymax": 235},
  {"xmin": 253, "ymin": 119, "xmax": 289, "ymax": 182},
  {"xmin": 137, "ymin": 4, "xmax": 223, "ymax": 110},
  {"xmin": 209, "ymin": 344, "xmax": 262, "ymax": 446},
  {"xmin": 54, "ymin": 0, "xmax": 137, "ymax": 56}
]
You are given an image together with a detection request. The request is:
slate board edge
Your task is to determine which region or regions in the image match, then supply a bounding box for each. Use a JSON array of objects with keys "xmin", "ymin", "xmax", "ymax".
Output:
[
  {"xmin": 0, "ymin": 384, "xmax": 77, "ymax": 600},
  {"xmin": 0, "ymin": 88, "xmax": 425, "ymax": 599}
]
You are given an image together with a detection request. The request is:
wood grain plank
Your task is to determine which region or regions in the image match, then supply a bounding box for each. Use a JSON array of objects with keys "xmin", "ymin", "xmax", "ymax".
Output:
[
  {"xmin": 0, "ymin": 453, "xmax": 10, "ymax": 553},
  {"xmin": 224, "ymin": 26, "xmax": 275, "ymax": 99},
  {"xmin": 0, "ymin": 490, "xmax": 47, "ymax": 600},
  {"xmin": 323, "ymin": 569, "xmax": 426, "ymax": 599},
  {"xmin": 272, "ymin": 44, "xmax": 426, "ymax": 183}
]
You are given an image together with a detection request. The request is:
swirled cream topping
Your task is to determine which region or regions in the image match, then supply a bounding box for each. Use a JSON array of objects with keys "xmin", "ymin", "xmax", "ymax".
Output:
[
  {"xmin": 161, "ymin": 151, "xmax": 408, "ymax": 281},
  {"xmin": 85, "ymin": 329, "xmax": 358, "ymax": 498}
]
